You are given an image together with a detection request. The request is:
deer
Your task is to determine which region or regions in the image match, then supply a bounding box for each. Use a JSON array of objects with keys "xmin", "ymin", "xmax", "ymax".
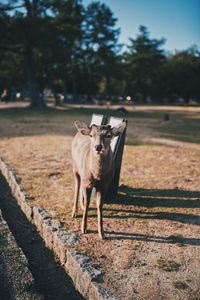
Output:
[{"xmin": 71, "ymin": 120, "xmax": 126, "ymax": 239}]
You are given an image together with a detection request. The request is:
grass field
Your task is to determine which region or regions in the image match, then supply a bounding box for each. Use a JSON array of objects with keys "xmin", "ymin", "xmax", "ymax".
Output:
[
  {"xmin": 1, "ymin": 103, "xmax": 200, "ymax": 144},
  {"xmin": 0, "ymin": 102, "xmax": 200, "ymax": 299}
]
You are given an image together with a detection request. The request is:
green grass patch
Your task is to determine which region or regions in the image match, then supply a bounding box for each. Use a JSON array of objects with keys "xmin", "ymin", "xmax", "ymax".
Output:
[{"xmin": 0, "ymin": 105, "xmax": 199, "ymax": 144}]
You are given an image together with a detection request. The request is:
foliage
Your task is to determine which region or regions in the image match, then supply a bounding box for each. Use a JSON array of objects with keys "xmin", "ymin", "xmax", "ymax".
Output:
[
  {"xmin": 161, "ymin": 47, "xmax": 200, "ymax": 102},
  {"xmin": 0, "ymin": 1, "xmax": 199, "ymax": 107},
  {"xmin": 124, "ymin": 26, "xmax": 166, "ymax": 101}
]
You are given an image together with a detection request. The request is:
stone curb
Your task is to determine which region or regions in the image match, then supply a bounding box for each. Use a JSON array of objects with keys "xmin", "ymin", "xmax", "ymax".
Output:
[{"xmin": 0, "ymin": 156, "xmax": 118, "ymax": 300}]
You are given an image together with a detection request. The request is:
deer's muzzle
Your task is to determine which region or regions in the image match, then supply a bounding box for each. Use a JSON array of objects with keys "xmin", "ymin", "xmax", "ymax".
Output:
[{"xmin": 95, "ymin": 144, "xmax": 103, "ymax": 152}]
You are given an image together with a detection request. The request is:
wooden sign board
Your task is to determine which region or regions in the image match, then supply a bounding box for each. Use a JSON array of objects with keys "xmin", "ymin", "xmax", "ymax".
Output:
[
  {"xmin": 90, "ymin": 114, "xmax": 107, "ymax": 126},
  {"xmin": 108, "ymin": 116, "xmax": 124, "ymax": 155},
  {"xmin": 106, "ymin": 116, "xmax": 127, "ymax": 201}
]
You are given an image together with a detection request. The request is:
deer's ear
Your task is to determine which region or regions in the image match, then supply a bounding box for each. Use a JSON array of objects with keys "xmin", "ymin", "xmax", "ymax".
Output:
[
  {"xmin": 111, "ymin": 122, "xmax": 126, "ymax": 136},
  {"xmin": 74, "ymin": 121, "xmax": 91, "ymax": 135}
]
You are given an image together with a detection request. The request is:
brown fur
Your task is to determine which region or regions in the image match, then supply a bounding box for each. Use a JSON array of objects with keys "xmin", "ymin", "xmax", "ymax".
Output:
[{"xmin": 71, "ymin": 121, "xmax": 125, "ymax": 239}]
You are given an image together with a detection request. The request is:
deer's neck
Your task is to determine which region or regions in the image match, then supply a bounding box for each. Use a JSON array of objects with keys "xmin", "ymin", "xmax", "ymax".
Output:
[{"xmin": 89, "ymin": 148, "xmax": 113, "ymax": 180}]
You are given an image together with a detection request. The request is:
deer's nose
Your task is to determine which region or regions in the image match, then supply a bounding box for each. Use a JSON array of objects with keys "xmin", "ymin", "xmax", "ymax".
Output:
[{"xmin": 95, "ymin": 144, "xmax": 102, "ymax": 152}]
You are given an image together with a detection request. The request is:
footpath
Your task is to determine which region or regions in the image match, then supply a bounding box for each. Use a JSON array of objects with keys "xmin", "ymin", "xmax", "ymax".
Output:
[{"xmin": 0, "ymin": 209, "xmax": 42, "ymax": 300}]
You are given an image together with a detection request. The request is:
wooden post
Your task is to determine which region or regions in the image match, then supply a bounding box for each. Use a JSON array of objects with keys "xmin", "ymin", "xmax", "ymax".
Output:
[{"xmin": 105, "ymin": 117, "xmax": 127, "ymax": 202}]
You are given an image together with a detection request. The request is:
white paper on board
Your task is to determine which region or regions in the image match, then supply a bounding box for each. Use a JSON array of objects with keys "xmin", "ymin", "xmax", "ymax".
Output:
[
  {"xmin": 109, "ymin": 117, "xmax": 124, "ymax": 153},
  {"xmin": 90, "ymin": 114, "xmax": 104, "ymax": 126}
]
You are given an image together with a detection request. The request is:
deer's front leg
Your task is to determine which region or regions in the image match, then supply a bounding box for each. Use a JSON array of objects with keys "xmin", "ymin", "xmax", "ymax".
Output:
[
  {"xmin": 72, "ymin": 171, "xmax": 80, "ymax": 218},
  {"xmin": 81, "ymin": 186, "xmax": 92, "ymax": 234},
  {"xmin": 96, "ymin": 189, "xmax": 106, "ymax": 240},
  {"xmin": 79, "ymin": 186, "xmax": 84, "ymax": 211}
]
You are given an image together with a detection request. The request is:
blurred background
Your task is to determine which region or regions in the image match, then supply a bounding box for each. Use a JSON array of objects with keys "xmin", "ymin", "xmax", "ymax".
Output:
[
  {"xmin": 0, "ymin": 4, "xmax": 200, "ymax": 298},
  {"xmin": 0, "ymin": 0, "xmax": 200, "ymax": 108}
]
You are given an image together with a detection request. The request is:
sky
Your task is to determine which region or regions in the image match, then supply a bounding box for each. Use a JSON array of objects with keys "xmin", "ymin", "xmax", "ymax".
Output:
[{"xmin": 83, "ymin": 0, "xmax": 200, "ymax": 52}]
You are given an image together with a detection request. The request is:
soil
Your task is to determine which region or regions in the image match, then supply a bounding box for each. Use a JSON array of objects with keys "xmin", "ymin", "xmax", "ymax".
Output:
[{"xmin": 0, "ymin": 102, "xmax": 200, "ymax": 300}]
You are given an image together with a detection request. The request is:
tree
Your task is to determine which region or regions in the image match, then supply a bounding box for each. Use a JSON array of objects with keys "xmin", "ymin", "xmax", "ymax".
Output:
[
  {"xmin": 0, "ymin": 0, "xmax": 55, "ymax": 107},
  {"xmin": 49, "ymin": 0, "xmax": 84, "ymax": 99},
  {"xmin": 0, "ymin": 0, "xmax": 123, "ymax": 105},
  {"xmin": 124, "ymin": 25, "xmax": 166, "ymax": 101},
  {"xmin": 161, "ymin": 46, "xmax": 200, "ymax": 103},
  {"xmin": 0, "ymin": 3, "xmax": 24, "ymax": 98},
  {"xmin": 83, "ymin": 1, "xmax": 121, "ymax": 98},
  {"xmin": 0, "ymin": 0, "xmax": 84, "ymax": 107}
]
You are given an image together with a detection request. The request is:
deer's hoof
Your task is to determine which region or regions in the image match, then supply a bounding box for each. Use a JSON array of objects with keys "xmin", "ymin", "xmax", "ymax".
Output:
[{"xmin": 99, "ymin": 233, "xmax": 105, "ymax": 240}]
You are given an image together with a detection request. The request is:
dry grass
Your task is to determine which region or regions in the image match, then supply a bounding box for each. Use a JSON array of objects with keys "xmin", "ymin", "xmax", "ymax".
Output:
[{"xmin": 0, "ymin": 102, "xmax": 200, "ymax": 300}]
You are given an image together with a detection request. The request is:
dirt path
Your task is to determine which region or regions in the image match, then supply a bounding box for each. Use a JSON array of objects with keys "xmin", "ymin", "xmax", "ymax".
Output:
[{"xmin": 0, "ymin": 173, "xmax": 84, "ymax": 300}]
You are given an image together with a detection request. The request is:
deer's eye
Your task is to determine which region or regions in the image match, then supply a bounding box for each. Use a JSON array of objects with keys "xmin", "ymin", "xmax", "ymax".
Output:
[{"xmin": 89, "ymin": 134, "xmax": 93, "ymax": 137}]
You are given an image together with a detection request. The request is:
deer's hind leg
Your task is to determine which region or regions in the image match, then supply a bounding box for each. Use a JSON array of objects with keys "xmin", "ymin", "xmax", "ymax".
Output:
[{"xmin": 72, "ymin": 171, "xmax": 80, "ymax": 218}]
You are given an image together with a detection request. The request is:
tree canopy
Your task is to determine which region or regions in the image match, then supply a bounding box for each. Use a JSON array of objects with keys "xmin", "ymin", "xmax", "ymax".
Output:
[{"xmin": 0, "ymin": 1, "xmax": 199, "ymax": 107}]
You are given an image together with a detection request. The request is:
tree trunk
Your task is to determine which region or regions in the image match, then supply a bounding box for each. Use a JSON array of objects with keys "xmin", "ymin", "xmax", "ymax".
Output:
[
  {"xmin": 72, "ymin": 76, "xmax": 78, "ymax": 101},
  {"xmin": 24, "ymin": 0, "xmax": 46, "ymax": 109},
  {"xmin": 26, "ymin": 45, "xmax": 45, "ymax": 108}
]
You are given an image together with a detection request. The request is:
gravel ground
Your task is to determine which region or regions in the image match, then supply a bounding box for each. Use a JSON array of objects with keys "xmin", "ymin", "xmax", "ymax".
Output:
[{"xmin": 0, "ymin": 210, "xmax": 42, "ymax": 300}]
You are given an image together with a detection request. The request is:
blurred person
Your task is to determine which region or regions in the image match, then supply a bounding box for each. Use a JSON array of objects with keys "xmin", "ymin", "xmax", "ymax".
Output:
[{"xmin": 1, "ymin": 88, "xmax": 10, "ymax": 103}]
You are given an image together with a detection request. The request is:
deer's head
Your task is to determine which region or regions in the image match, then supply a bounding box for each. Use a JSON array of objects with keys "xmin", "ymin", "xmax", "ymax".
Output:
[{"xmin": 74, "ymin": 121, "xmax": 126, "ymax": 156}]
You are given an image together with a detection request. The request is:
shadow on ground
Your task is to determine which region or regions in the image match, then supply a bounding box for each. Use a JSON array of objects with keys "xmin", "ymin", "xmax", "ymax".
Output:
[
  {"xmin": 91, "ymin": 185, "xmax": 200, "ymax": 245},
  {"xmin": 116, "ymin": 185, "xmax": 200, "ymax": 208},
  {"xmin": 102, "ymin": 184, "xmax": 200, "ymax": 222},
  {"xmin": 105, "ymin": 232, "xmax": 200, "ymax": 246}
]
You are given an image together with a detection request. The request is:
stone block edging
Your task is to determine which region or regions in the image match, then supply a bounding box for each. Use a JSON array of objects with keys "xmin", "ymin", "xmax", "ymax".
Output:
[{"xmin": 0, "ymin": 156, "xmax": 118, "ymax": 300}]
